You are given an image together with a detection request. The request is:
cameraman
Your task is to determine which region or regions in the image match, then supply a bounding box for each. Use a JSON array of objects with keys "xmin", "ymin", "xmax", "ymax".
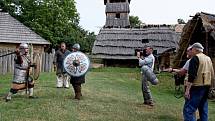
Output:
[{"xmin": 137, "ymin": 46, "xmax": 158, "ymax": 106}]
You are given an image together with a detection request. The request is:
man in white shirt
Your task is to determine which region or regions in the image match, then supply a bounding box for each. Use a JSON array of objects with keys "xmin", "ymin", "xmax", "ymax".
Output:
[{"xmin": 137, "ymin": 46, "xmax": 158, "ymax": 106}]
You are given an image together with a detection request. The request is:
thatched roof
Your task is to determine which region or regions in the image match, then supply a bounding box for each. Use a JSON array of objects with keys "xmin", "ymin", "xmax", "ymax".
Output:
[
  {"xmin": 0, "ymin": 12, "xmax": 50, "ymax": 45},
  {"xmin": 106, "ymin": 3, "xmax": 130, "ymax": 13},
  {"xmin": 92, "ymin": 26, "xmax": 180, "ymax": 59},
  {"xmin": 173, "ymin": 12, "xmax": 215, "ymax": 68}
]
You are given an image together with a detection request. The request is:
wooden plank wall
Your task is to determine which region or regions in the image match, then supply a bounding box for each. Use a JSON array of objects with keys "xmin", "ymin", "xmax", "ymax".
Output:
[
  {"xmin": 41, "ymin": 52, "xmax": 54, "ymax": 72},
  {"xmin": 0, "ymin": 49, "xmax": 55, "ymax": 75},
  {"xmin": 0, "ymin": 49, "xmax": 14, "ymax": 74}
]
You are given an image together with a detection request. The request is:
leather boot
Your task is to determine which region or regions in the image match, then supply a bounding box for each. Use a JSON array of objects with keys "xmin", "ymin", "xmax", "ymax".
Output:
[
  {"xmin": 73, "ymin": 85, "xmax": 78, "ymax": 100},
  {"xmin": 74, "ymin": 85, "xmax": 81, "ymax": 100},
  {"xmin": 77, "ymin": 85, "xmax": 82, "ymax": 99}
]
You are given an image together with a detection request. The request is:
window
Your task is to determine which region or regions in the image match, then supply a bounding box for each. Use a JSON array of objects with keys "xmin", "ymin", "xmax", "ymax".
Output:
[
  {"xmin": 110, "ymin": 0, "xmax": 126, "ymax": 3},
  {"xmin": 142, "ymin": 39, "xmax": 149, "ymax": 43},
  {"xmin": 153, "ymin": 50, "xmax": 157, "ymax": 55},
  {"xmin": 116, "ymin": 13, "xmax": 120, "ymax": 19}
]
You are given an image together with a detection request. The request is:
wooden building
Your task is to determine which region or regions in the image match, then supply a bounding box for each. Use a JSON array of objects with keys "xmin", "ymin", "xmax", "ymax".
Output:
[
  {"xmin": 173, "ymin": 12, "xmax": 215, "ymax": 69},
  {"xmin": 0, "ymin": 12, "xmax": 50, "ymax": 74},
  {"xmin": 92, "ymin": 0, "xmax": 181, "ymax": 68},
  {"xmin": 104, "ymin": 0, "xmax": 131, "ymax": 28}
]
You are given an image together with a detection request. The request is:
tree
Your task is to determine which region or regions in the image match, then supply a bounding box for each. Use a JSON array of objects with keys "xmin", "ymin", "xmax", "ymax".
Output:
[
  {"xmin": 0, "ymin": 0, "xmax": 96, "ymax": 52},
  {"xmin": 177, "ymin": 18, "xmax": 186, "ymax": 24},
  {"xmin": 129, "ymin": 15, "xmax": 144, "ymax": 28}
]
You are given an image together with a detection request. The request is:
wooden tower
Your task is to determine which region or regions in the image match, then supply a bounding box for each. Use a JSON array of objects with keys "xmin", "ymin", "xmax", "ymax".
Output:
[{"xmin": 104, "ymin": 0, "xmax": 131, "ymax": 28}]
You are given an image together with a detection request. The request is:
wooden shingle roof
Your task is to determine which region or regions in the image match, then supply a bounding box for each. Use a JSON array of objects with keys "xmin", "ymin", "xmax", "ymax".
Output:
[{"xmin": 0, "ymin": 12, "xmax": 50, "ymax": 45}]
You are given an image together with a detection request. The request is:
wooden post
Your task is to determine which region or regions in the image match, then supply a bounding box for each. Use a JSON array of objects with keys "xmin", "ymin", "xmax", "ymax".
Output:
[
  {"xmin": 42, "ymin": 53, "xmax": 45, "ymax": 72},
  {"xmin": 39, "ymin": 54, "xmax": 42, "ymax": 73},
  {"xmin": 49, "ymin": 53, "xmax": 54, "ymax": 72},
  {"xmin": 0, "ymin": 50, "xmax": 2, "ymax": 74},
  {"xmin": 11, "ymin": 52, "xmax": 15, "ymax": 72},
  {"xmin": 205, "ymin": 31, "xmax": 209, "ymax": 55},
  {"xmin": 45, "ymin": 53, "xmax": 49, "ymax": 72},
  {"xmin": 7, "ymin": 50, "xmax": 12, "ymax": 73},
  {"xmin": 52, "ymin": 49, "xmax": 55, "ymax": 72},
  {"xmin": 47, "ymin": 53, "xmax": 51, "ymax": 72},
  {"xmin": 3, "ymin": 49, "xmax": 7, "ymax": 74}
]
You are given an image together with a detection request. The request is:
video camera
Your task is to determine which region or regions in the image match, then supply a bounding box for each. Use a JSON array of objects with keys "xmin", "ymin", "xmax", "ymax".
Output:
[
  {"xmin": 173, "ymin": 74, "xmax": 185, "ymax": 99},
  {"xmin": 134, "ymin": 48, "xmax": 147, "ymax": 57},
  {"xmin": 174, "ymin": 74, "xmax": 185, "ymax": 86}
]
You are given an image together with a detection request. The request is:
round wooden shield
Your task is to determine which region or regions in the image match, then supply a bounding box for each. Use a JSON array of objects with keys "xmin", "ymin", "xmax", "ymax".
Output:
[
  {"xmin": 32, "ymin": 54, "xmax": 41, "ymax": 80},
  {"xmin": 63, "ymin": 51, "xmax": 90, "ymax": 77}
]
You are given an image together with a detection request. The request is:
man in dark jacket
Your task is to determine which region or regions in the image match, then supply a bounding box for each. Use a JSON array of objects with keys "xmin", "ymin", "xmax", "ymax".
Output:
[
  {"xmin": 70, "ymin": 43, "xmax": 86, "ymax": 100},
  {"xmin": 53, "ymin": 42, "xmax": 71, "ymax": 88}
]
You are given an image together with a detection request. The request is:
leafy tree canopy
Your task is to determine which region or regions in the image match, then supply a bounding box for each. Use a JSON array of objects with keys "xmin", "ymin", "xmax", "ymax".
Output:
[
  {"xmin": 177, "ymin": 18, "xmax": 186, "ymax": 24},
  {"xmin": 0, "ymin": 0, "xmax": 95, "ymax": 53},
  {"xmin": 129, "ymin": 15, "xmax": 144, "ymax": 28}
]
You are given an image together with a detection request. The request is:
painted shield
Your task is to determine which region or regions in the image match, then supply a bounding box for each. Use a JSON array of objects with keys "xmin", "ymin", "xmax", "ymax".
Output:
[{"xmin": 63, "ymin": 51, "xmax": 90, "ymax": 77}]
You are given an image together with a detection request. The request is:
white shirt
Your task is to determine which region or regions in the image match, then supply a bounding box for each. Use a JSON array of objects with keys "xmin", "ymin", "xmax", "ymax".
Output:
[
  {"xmin": 139, "ymin": 54, "xmax": 155, "ymax": 70},
  {"xmin": 182, "ymin": 59, "xmax": 191, "ymax": 71}
]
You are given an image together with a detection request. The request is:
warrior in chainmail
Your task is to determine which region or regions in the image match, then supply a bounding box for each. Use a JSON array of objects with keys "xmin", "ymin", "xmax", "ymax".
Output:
[
  {"xmin": 70, "ymin": 43, "xmax": 86, "ymax": 100},
  {"xmin": 5, "ymin": 43, "xmax": 36, "ymax": 102},
  {"xmin": 53, "ymin": 42, "xmax": 71, "ymax": 88}
]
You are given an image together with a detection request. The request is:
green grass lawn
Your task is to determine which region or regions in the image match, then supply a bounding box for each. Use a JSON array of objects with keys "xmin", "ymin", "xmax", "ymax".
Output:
[{"xmin": 0, "ymin": 67, "xmax": 215, "ymax": 121}]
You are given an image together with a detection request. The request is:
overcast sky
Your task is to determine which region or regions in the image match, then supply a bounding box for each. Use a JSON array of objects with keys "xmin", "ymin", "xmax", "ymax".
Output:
[{"xmin": 76, "ymin": 0, "xmax": 215, "ymax": 34}]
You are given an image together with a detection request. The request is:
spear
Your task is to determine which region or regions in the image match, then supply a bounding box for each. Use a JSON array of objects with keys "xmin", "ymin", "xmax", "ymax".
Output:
[{"xmin": 0, "ymin": 51, "xmax": 16, "ymax": 57}]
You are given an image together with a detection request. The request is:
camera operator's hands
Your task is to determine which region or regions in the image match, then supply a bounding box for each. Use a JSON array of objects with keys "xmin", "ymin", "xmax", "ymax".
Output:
[{"xmin": 137, "ymin": 52, "xmax": 141, "ymax": 59}]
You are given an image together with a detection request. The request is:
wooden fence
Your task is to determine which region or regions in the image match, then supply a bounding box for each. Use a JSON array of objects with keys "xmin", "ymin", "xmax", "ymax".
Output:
[
  {"xmin": 0, "ymin": 49, "xmax": 14, "ymax": 75},
  {"xmin": 0, "ymin": 49, "xmax": 55, "ymax": 75}
]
